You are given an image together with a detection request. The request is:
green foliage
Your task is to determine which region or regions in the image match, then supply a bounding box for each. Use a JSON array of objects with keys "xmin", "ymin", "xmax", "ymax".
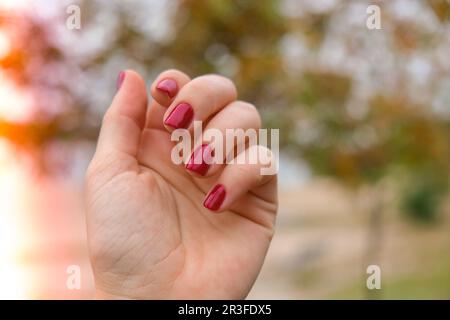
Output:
[{"xmin": 402, "ymin": 176, "xmax": 446, "ymax": 223}]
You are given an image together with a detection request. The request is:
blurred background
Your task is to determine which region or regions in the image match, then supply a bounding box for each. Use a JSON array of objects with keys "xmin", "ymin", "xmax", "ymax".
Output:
[{"xmin": 0, "ymin": 0, "xmax": 449, "ymax": 299}]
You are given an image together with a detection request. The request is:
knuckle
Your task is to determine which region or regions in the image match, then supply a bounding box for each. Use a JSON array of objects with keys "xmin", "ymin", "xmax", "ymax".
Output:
[
  {"xmin": 185, "ymin": 77, "xmax": 208, "ymax": 93},
  {"xmin": 194, "ymin": 74, "xmax": 237, "ymax": 96},
  {"xmin": 235, "ymin": 101, "xmax": 261, "ymax": 128}
]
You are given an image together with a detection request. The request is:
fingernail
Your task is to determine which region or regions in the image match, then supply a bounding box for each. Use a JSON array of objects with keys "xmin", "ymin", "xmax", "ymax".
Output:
[
  {"xmin": 117, "ymin": 71, "xmax": 125, "ymax": 90},
  {"xmin": 186, "ymin": 144, "xmax": 212, "ymax": 176},
  {"xmin": 156, "ymin": 78, "xmax": 178, "ymax": 98},
  {"xmin": 203, "ymin": 184, "xmax": 226, "ymax": 212},
  {"xmin": 164, "ymin": 102, "xmax": 194, "ymax": 129}
]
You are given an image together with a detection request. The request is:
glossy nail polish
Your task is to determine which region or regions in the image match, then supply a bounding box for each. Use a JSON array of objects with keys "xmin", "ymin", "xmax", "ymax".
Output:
[
  {"xmin": 117, "ymin": 71, "xmax": 125, "ymax": 90},
  {"xmin": 164, "ymin": 102, "xmax": 194, "ymax": 129},
  {"xmin": 156, "ymin": 78, "xmax": 178, "ymax": 98},
  {"xmin": 203, "ymin": 184, "xmax": 226, "ymax": 212},
  {"xmin": 186, "ymin": 144, "xmax": 212, "ymax": 176}
]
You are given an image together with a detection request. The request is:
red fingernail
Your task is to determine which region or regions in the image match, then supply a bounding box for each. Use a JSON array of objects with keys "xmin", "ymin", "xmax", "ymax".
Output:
[
  {"xmin": 164, "ymin": 102, "xmax": 194, "ymax": 129},
  {"xmin": 186, "ymin": 144, "xmax": 213, "ymax": 176},
  {"xmin": 156, "ymin": 78, "xmax": 178, "ymax": 98},
  {"xmin": 203, "ymin": 184, "xmax": 226, "ymax": 212},
  {"xmin": 117, "ymin": 71, "xmax": 125, "ymax": 90}
]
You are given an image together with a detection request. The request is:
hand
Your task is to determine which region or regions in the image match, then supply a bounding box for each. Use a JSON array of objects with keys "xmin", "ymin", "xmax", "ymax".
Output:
[{"xmin": 85, "ymin": 69, "xmax": 278, "ymax": 299}]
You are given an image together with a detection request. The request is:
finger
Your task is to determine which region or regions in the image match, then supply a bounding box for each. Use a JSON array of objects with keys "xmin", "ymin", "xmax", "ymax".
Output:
[
  {"xmin": 146, "ymin": 69, "xmax": 191, "ymax": 130},
  {"xmin": 90, "ymin": 70, "xmax": 148, "ymax": 174},
  {"xmin": 163, "ymin": 74, "xmax": 237, "ymax": 131},
  {"xmin": 203, "ymin": 145, "xmax": 277, "ymax": 213},
  {"xmin": 150, "ymin": 69, "xmax": 191, "ymax": 107},
  {"xmin": 185, "ymin": 101, "xmax": 261, "ymax": 177}
]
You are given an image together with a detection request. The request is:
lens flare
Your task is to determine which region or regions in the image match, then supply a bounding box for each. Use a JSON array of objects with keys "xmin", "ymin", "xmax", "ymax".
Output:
[
  {"xmin": 0, "ymin": 141, "xmax": 31, "ymax": 299},
  {"xmin": 0, "ymin": 0, "xmax": 28, "ymax": 11},
  {"xmin": 0, "ymin": 75, "xmax": 33, "ymax": 122},
  {"xmin": 0, "ymin": 31, "xmax": 10, "ymax": 59}
]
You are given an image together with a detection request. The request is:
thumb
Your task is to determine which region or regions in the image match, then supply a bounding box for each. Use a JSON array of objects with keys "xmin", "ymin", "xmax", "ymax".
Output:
[{"xmin": 88, "ymin": 70, "xmax": 148, "ymax": 179}]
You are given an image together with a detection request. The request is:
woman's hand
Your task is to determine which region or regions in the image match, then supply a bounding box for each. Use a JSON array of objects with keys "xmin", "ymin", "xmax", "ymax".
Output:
[{"xmin": 85, "ymin": 69, "xmax": 278, "ymax": 299}]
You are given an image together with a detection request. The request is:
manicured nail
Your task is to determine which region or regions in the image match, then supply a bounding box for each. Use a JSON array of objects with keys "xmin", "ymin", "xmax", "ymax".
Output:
[
  {"xmin": 203, "ymin": 184, "xmax": 226, "ymax": 212},
  {"xmin": 164, "ymin": 102, "xmax": 194, "ymax": 129},
  {"xmin": 156, "ymin": 78, "xmax": 178, "ymax": 98},
  {"xmin": 186, "ymin": 144, "xmax": 212, "ymax": 176},
  {"xmin": 117, "ymin": 71, "xmax": 125, "ymax": 90}
]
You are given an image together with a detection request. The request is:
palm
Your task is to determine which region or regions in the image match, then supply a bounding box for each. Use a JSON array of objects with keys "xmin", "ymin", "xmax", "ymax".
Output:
[{"xmin": 87, "ymin": 127, "xmax": 276, "ymax": 299}]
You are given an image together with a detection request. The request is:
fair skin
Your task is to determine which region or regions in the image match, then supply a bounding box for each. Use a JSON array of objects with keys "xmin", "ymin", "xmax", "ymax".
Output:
[{"xmin": 85, "ymin": 69, "xmax": 278, "ymax": 299}]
